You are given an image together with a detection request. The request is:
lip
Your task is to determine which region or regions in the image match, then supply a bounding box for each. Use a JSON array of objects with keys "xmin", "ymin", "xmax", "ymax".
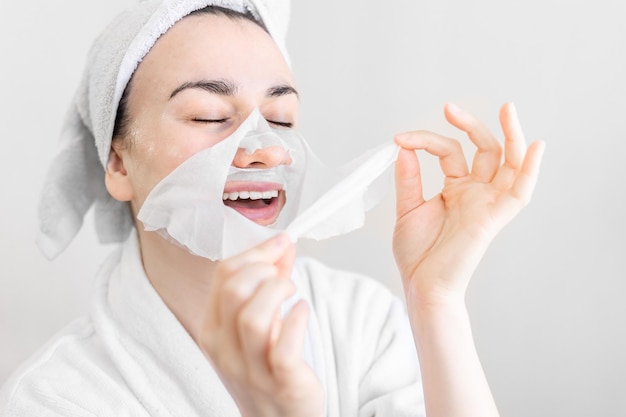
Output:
[
  {"xmin": 223, "ymin": 181, "xmax": 283, "ymax": 194},
  {"xmin": 222, "ymin": 181, "xmax": 285, "ymax": 226}
]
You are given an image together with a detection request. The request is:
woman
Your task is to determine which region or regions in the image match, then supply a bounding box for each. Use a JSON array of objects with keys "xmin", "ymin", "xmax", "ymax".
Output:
[{"xmin": 0, "ymin": 1, "xmax": 544, "ymax": 416}]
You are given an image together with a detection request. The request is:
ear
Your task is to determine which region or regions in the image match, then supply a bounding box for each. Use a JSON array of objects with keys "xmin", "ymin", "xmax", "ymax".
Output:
[{"xmin": 105, "ymin": 145, "xmax": 134, "ymax": 202}]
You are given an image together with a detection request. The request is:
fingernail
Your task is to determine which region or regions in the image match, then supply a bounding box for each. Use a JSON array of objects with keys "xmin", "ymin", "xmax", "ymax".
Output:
[
  {"xmin": 537, "ymin": 140, "xmax": 547, "ymax": 156},
  {"xmin": 447, "ymin": 103, "xmax": 465, "ymax": 115}
]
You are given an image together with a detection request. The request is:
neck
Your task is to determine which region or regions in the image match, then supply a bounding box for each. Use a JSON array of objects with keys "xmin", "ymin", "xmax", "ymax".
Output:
[{"xmin": 136, "ymin": 227, "xmax": 217, "ymax": 344}]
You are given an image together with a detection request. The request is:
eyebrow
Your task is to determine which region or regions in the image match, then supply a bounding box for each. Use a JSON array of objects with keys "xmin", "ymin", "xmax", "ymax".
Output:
[
  {"xmin": 169, "ymin": 79, "xmax": 237, "ymax": 99},
  {"xmin": 168, "ymin": 79, "xmax": 299, "ymax": 100},
  {"xmin": 266, "ymin": 84, "xmax": 299, "ymax": 98}
]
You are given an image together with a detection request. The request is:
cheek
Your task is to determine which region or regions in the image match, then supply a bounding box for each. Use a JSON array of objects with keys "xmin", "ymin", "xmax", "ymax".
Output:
[
  {"xmin": 130, "ymin": 122, "xmax": 207, "ymax": 170},
  {"xmin": 153, "ymin": 141, "xmax": 202, "ymax": 171},
  {"xmin": 126, "ymin": 131, "xmax": 216, "ymax": 203}
]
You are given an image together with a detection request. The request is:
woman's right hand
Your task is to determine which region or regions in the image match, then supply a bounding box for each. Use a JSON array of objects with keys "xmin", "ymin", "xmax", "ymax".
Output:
[{"xmin": 199, "ymin": 233, "xmax": 324, "ymax": 417}]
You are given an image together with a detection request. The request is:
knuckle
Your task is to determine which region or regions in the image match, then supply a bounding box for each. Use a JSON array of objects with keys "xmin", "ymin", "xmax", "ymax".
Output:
[
  {"xmin": 438, "ymin": 134, "xmax": 460, "ymax": 150},
  {"xmin": 269, "ymin": 350, "xmax": 295, "ymax": 375},
  {"xmin": 237, "ymin": 310, "xmax": 267, "ymax": 336},
  {"xmin": 450, "ymin": 138, "xmax": 463, "ymax": 153},
  {"xmin": 222, "ymin": 280, "xmax": 250, "ymax": 304},
  {"xmin": 215, "ymin": 260, "xmax": 237, "ymax": 277},
  {"xmin": 510, "ymin": 189, "xmax": 530, "ymax": 207}
]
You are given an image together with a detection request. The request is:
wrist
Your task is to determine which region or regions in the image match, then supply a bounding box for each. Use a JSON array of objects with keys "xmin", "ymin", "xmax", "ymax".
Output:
[
  {"xmin": 402, "ymin": 270, "xmax": 467, "ymax": 311},
  {"xmin": 399, "ymin": 233, "xmax": 491, "ymax": 302},
  {"xmin": 406, "ymin": 293, "xmax": 473, "ymax": 347}
]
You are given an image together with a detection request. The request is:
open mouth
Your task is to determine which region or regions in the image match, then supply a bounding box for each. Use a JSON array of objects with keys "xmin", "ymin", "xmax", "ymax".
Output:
[{"xmin": 222, "ymin": 182, "xmax": 285, "ymax": 226}]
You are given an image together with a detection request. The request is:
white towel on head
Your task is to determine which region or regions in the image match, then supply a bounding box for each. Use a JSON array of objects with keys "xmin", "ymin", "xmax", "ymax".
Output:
[{"xmin": 36, "ymin": 0, "xmax": 291, "ymax": 260}]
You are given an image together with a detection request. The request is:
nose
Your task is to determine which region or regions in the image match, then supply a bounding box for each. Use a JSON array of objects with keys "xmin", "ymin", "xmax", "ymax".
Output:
[{"xmin": 232, "ymin": 145, "xmax": 292, "ymax": 169}]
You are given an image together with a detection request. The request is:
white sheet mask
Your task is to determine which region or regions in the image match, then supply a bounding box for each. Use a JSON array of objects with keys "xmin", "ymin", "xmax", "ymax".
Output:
[{"xmin": 137, "ymin": 109, "xmax": 400, "ymax": 260}]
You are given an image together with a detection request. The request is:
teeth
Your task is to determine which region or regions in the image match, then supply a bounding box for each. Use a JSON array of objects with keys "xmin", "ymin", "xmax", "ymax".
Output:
[{"xmin": 222, "ymin": 190, "xmax": 279, "ymax": 201}]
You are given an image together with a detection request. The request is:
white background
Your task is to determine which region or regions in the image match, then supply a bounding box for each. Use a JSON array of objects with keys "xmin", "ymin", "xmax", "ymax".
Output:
[{"xmin": 1, "ymin": 1, "xmax": 625, "ymax": 415}]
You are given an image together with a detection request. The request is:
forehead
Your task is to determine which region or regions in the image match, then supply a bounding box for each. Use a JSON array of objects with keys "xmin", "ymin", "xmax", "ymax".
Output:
[{"xmin": 131, "ymin": 13, "xmax": 293, "ymax": 92}]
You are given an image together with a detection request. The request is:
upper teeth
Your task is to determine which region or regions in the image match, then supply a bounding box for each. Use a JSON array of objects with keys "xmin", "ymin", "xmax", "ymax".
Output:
[{"xmin": 222, "ymin": 190, "xmax": 279, "ymax": 201}]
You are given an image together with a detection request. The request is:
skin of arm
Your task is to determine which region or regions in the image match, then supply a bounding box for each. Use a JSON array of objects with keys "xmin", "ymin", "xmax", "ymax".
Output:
[{"xmin": 393, "ymin": 102, "xmax": 545, "ymax": 417}]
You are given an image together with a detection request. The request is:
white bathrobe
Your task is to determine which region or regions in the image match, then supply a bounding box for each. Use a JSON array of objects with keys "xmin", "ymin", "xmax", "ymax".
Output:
[{"xmin": 0, "ymin": 232, "xmax": 425, "ymax": 416}]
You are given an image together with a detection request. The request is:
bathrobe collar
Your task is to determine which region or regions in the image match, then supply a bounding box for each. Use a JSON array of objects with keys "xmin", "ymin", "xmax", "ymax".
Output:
[{"xmin": 92, "ymin": 230, "xmax": 241, "ymax": 416}]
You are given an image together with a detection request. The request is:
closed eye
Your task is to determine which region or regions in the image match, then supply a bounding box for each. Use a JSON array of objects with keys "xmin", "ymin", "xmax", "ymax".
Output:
[
  {"xmin": 267, "ymin": 120, "xmax": 293, "ymax": 128},
  {"xmin": 192, "ymin": 118, "xmax": 229, "ymax": 123},
  {"xmin": 192, "ymin": 118, "xmax": 292, "ymax": 128}
]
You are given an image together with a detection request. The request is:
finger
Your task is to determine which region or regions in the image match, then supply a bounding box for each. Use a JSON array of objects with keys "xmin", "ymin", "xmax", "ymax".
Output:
[
  {"xmin": 201, "ymin": 263, "xmax": 278, "ymax": 378},
  {"xmin": 394, "ymin": 148, "xmax": 425, "ymax": 219},
  {"xmin": 444, "ymin": 103, "xmax": 503, "ymax": 182},
  {"xmin": 493, "ymin": 140, "xmax": 545, "ymax": 226},
  {"xmin": 219, "ymin": 262, "xmax": 278, "ymax": 323},
  {"xmin": 215, "ymin": 262, "xmax": 279, "ymax": 358},
  {"xmin": 395, "ymin": 130, "xmax": 469, "ymax": 178},
  {"xmin": 218, "ymin": 233, "xmax": 291, "ymax": 276},
  {"xmin": 499, "ymin": 102, "xmax": 526, "ymax": 172},
  {"xmin": 492, "ymin": 103, "xmax": 528, "ymax": 190},
  {"xmin": 274, "ymin": 241, "xmax": 296, "ymax": 281},
  {"xmin": 270, "ymin": 300, "xmax": 310, "ymax": 381},
  {"xmin": 207, "ymin": 233, "xmax": 291, "ymax": 326},
  {"xmin": 238, "ymin": 278, "xmax": 297, "ymax": 377}
]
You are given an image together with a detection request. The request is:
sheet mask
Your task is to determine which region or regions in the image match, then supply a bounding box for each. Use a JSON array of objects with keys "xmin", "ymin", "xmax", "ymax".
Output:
[{"xmin": 137, "ymin": 109, "xmax": 399, "ymax": 260}]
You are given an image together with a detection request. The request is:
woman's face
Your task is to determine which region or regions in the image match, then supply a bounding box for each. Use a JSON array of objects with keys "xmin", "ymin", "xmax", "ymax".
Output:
[{"xmin": 108, "ymin": 13, "xmax": 298, "ymax": 226}]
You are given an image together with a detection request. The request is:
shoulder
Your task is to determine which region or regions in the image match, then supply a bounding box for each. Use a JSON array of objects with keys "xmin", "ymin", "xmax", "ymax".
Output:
[
  {"xmin": 0, "ymin": 318, "xmax": 88, "ymax": 413},
  {"xmin": 0, "ymin": 317, "xmax": 135, "ymax": 416}
]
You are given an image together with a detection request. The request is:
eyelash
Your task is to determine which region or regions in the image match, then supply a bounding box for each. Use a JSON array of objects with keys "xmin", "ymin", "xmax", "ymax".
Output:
[{"xmin": 193, "ymin": 118, "xmax": 293, "ymax": 128}]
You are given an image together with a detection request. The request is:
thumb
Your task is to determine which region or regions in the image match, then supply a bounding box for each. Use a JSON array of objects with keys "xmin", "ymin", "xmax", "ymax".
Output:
[{"xmin": 395, "ymin": 147, "xmax": 425, "ymax": 218}]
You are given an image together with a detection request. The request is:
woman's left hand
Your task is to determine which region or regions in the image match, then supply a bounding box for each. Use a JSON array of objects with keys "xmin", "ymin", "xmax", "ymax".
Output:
[{"xmin": 393, "ymin": 102, "xmax": 545, "ymax": 308}]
